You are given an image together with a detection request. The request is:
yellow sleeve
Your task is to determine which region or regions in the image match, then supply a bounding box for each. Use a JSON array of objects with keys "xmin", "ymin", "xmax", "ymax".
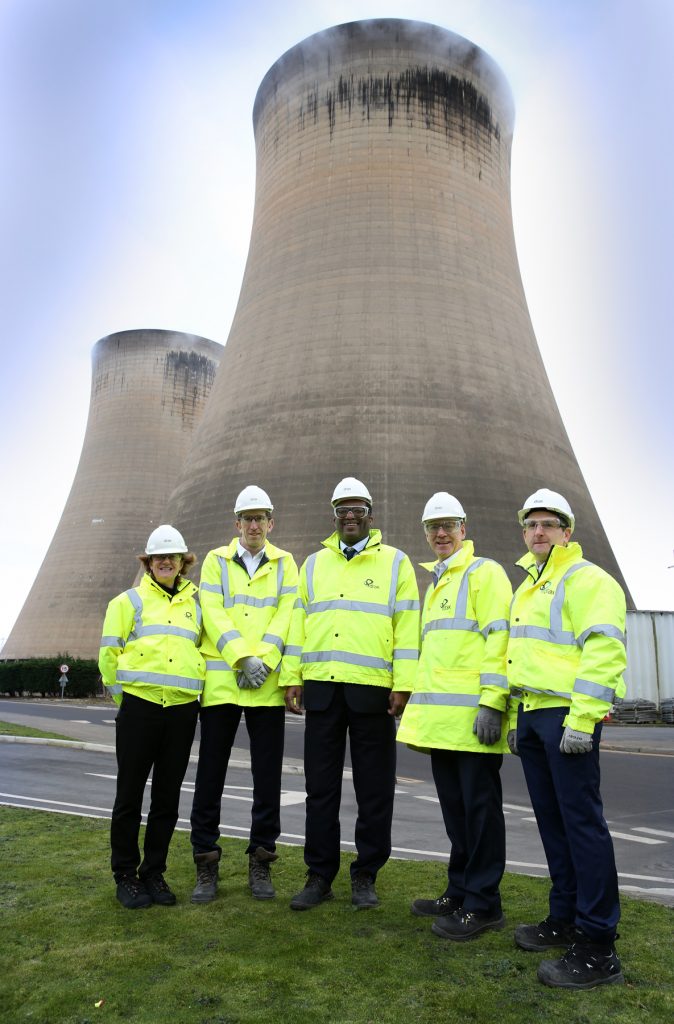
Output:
[
  {"xmin": 99, "ymin": 592, "xmax": 133, "ymax": 704},
  {"xmin": 472, "ymin": 561, "xmax": 512, "ymax": 713},
  {"xmin": 258, "ymin": 555, "xmax": 299, "ymax": 671},
  {"xmin": 391, "ymin": 553, "xmax": 421, "ymax": 691}
]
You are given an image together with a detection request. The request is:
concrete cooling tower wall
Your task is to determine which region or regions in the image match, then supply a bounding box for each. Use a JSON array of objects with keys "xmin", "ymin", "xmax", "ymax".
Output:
[
  {"xmin": 165, "ymin": 19, "xmax": 630, "ymax": 598},
  {"xmin": 3, "ymin": 329, "xmax": 223, "ymax": 660}
]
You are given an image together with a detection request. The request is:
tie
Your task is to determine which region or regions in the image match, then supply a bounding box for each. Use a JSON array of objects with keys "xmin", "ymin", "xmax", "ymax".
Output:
[
  {"xmin": 433, "ymin": 565, "xmax": 443, "ymax": 587},
  {"xmin": 344, "ymin": 547, "xmax": 357, "ymax": 561}
]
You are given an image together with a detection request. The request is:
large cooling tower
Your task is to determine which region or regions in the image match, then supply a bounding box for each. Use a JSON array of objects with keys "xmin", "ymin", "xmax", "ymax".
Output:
[
  {"xmin": 166, "ymin": 19, "xmax": 630, "ymax": 595},
  {"xmin": 3, "ymin": 330, "xmax": 223, "ymax": 659}
]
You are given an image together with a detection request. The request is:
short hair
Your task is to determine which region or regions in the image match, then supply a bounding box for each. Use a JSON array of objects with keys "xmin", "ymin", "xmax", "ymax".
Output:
[{"xmin": 138, "ymin": 552, "xmax": 197, "ymax": 577}]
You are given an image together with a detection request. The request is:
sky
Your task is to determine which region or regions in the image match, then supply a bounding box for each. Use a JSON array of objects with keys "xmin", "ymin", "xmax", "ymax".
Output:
[{"xmin": 1, "ymin": 0, "xmax": 673, "ymax": 646}]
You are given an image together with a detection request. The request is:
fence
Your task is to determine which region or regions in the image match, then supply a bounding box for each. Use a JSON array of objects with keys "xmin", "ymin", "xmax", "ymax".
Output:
[{"xmin": 624, "ymin": 611, "xmax": 674, "ymax": 706}]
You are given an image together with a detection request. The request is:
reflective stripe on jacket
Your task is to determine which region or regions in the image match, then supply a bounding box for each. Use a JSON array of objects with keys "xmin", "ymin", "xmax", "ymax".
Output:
[
  {"xmin": 507, "ymin": 541, "xmax": 627, "ymax": 733},
  {"xmin": 99, "ymin": 573, "xmax": 204, "ymax": 706},
  {"xmin": 199, "ymin": 539, "xmax": 299, "ymax": 707},
  {"xmin": 397, "ymin": 540, "xmax": 512, "ymax": 753},
  {"xmin": 278, "ymin": 529, "xmax": 420, "ymax": 691}
]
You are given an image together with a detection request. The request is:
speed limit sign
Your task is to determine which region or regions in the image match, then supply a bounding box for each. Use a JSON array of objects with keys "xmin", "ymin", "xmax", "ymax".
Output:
[{"xmin": 60, "ymin": 663, "xmax": 69, "ymax": 674}]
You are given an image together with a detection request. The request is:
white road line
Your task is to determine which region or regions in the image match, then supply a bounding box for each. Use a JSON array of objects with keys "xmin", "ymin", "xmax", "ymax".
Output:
[
  {"xmin": 280, "ymin": 791, "xmax": 305, "ymax": 806},
  {"xmin": 503, "ymin": 802, "xmax": 534, "ymax": 813},
  {"xmin": 102, "ymin": 719, "xmax": 115, "ymax": 724},
  {"xmin": 69, "ymin": 719, "xmax": 91, "ymax": 724},
  {"xmin": 0, "ymin": 792, "xmax": 112, "ymax": 813},
  {"xmin": 632, "ymin": 827, "xmax": 674, "ymax": 839},
  {"xmin": 415, "ymin": 795, "xmax": 439, "ymax": 804},
  {"xmin": 609, "ymin": 831, "xmax": 664, "ymax": 845}
]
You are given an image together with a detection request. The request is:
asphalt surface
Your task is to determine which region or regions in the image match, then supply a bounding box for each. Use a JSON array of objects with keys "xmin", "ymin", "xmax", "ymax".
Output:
[{"xmin": 1, "ymin": 698, "xmax": 673, "ymax": 907}]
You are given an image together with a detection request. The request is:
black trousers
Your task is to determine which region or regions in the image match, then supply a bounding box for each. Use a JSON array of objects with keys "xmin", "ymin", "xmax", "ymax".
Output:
[
  {"xmin": 110, "ymin": 693, "xmax": 198, "ymax": 881},
  {"xmin": 517, "ymin": 705, "xmax": 620, "ymax": 943},
  {"xmin": 303, "ymin": 682, "xmax": 396, "ymax": 883},
  {"xmin": 190, "ymin": 703, "xmax": 285, "ymax": 856},
  {"xmin": 430, "ymin": 748, "xmax": 505, "ymax": 915}
]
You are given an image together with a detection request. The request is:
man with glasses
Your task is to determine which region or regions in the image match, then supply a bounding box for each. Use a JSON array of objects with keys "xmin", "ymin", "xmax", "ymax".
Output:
[
  {"xmin": 397, "ymin": 492, "xmax": 513, "ymax": 940},
  {"xmin": 189, "ymin": 486, "xmax": 298, "ymax": 903},
  {"xmin": 507, "ymin": 488, "xmax": 626, "ymax": 989},
  {"xmin": 281, "ymin": 477, "xmax": 420, "ymax": 910}
]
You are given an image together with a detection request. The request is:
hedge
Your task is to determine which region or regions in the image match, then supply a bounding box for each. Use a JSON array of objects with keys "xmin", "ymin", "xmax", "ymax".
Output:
[{"xmin": 0, "ymin": 657, "xmax": 102, "ymax": 698}]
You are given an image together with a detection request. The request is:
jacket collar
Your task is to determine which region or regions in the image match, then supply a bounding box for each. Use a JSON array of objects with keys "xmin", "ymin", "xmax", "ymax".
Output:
[
  {"xmin": 421, "ymin": 539, "xmax": 474, "ymax": 575},
  {"xmin": 221, "ymin": 538, "xmax": 287, "ymax": 562},
  {"xmin": 323, "ymin": 528, "xmax": 382, "ymax": 553},
  {"xmin": 141, "ymin": 572, "xmax": 195, "ymax": 598},
  {"xmin": 515, "ymin": 540, "xmax": 584, "ymax": 582}
]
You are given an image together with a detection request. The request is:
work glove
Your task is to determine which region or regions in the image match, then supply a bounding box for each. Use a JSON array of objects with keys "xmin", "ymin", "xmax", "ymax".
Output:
[
  {"xmin": 472, "ymin": 705, "xmax": 502, "ymax": 746},
  {"xmin": 507, "ymin": 729, "xmax": 519, "ymax": 756},
  {"xmin": 559, "ymin": 726, "xmax": 593, "ymax": 754},
  {"xmin": 237, "ymin": 656, "xmax": 269, "ymax": 689}
]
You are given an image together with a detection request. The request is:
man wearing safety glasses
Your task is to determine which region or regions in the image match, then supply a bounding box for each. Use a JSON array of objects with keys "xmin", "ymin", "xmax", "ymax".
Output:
[
  {"xmin": 507, "ymin": 488, "xmax": 627, "ymax": 990},
  {"xmin": 281, "ymin": 477, "xmax": 420, "ymax": 911}
]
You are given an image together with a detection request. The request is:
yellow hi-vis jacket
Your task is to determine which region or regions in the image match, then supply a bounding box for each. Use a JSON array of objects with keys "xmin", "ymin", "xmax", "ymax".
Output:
[
  {"xmin": 507, "ymin": 541, "xmax": 627, "ymax": 733},
  {"xmin": 279, "ymin": 529, "xmax": 420, "ymax": 691},
  {"xmin": 199, "ymin": 539, "xmax": 299, "ymax": 707},
  {"xmin": 99, "ymin": 572, "xmax": 204, "ymax": 707},
  {"xmin": 397, "ymin": 541, "xmax": 512, "ymax": 753}
]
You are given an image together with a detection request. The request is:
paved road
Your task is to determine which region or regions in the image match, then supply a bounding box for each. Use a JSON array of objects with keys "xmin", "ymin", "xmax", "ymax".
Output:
[{"xmin": 2, "ymin": 699, "xmax": 673, "ymax": 905}]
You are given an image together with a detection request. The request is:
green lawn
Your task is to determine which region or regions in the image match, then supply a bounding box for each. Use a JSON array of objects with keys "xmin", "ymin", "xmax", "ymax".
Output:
[
  {"xmin": 0, "ymin": 807, "xmax": 672, "ymax": 1024},
  {"xmin": 0, "ymin": 719, "xmax": 71, "ymax": 740}
]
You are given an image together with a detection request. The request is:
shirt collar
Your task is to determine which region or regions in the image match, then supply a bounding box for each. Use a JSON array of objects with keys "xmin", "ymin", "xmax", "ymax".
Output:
[{"xmin": 339, "ymin": 535, "xmax": 370, "ymax": 554}]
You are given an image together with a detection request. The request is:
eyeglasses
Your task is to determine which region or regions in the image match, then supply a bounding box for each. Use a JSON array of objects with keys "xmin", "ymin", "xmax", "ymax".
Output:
[
  {"xmin": 522, "ymin": 518, "xmax": 564, "ymax": 531},
  {"xmin": 150, "ymin": 553, "xmax": 182, "ymax": 562},
  {"xmin": 239, "ymin": 514, "xmax": 269, "ymax": 524},
  {"xmin": 424, "ymin": 520, "xmax": 463, "ymax": 534},
  {"xmin": 334, "ymin": 506, "xmax": 370, "ymax": 520}
]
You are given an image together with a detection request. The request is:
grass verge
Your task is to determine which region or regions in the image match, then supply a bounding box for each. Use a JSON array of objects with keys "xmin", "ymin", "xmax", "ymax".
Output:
[
  {"xmin": 1, "ymin": 807, "xmax": 672, "ymax": 1024},
  {"xmin": 0, "ymin": 720, "xmax": 72, "ymax": 740}
]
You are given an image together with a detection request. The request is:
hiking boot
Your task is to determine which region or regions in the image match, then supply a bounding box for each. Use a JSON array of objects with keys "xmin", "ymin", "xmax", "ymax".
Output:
[
  {"xmin": 411, "ymin": 894, "xmax": 461, "ymax": 918},
  {"xmin": 248, "ymin": 848, "xmax": 278, "ymax": 900},
  {"xmin": 290, "ymin": 872, "xmax": 334, "ymax": 911},
  {"xmin": 115, "ymin": 874, "xmax": 152, "ymax": 910},
  {"xmin": 191, "ymin": 850, "xmax": 220, "ymax": 904},
  {"xmin": 515, "ymin": 916, "xmax": 577, "ymax": 952},
  {"xmin": 537, "ymin": 939, "xmax": 624, "ymax": 989},
  {"xmin": 351, "ymin": 872, "xmax": 379, "ymax": 909},
  {"xmin": 144, "ymin": 873, "xmax": 176, "ymax": 906},
  {"xmin": 431, "ymin": 908, "xmax": 505, "ymax": 941}
]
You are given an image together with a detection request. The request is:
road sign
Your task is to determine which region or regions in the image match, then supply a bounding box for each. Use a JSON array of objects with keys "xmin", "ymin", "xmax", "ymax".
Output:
[{"xmin": 60, "ymin": 664, "xmax": 69, "ymax": 674}]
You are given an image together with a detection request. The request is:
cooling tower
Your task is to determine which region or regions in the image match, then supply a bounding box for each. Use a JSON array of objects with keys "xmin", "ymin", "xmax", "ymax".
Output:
[
  {"xmin": 166, "ymin": 19, "xmax": 630, "ymax": 596},
  {"xmin": 3, "ymin": 330, "xmax": 223, "ymax": 660}
]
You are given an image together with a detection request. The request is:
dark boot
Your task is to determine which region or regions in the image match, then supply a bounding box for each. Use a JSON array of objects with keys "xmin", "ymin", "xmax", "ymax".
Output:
[
  {"xmin": 290, "ymin": 872, "xmax": 334, "ymax": 910},
  {"xmin": 431, "ymin": 908, "xmax": 505, "ymax": 941},
  {"xmin": 248, "ymin": 848, "xmax": 278, "ymax": 900},
  {"xmin": 144, "ymin": 873, "xmax": 176, "ymax": 906},
  {"xmin": 351, "ymin": 872, "xmax": 379, "ymax": 909},
  {"xmin": 191, "ymin": 850, "xmax": 220, "ymax": 904},
  {"xmin": 411, "ymin": 893, "xmax": 461, "ymax": 918},
  {"xmin": 537, "ymin": 937, "xmax": 624, "ymax": 989},
  {"xmin": 115, "ymin": 874, "xmax": 152, "ymax": 910},
  {"xmin": 515, "ymin": 916, "xmax": 577, "ymax": 951}
]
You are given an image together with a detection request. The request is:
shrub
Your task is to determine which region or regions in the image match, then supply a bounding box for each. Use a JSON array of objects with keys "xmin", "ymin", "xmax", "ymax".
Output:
[{"xmin": 0, "ymin": 656, "xmax": 102, "ymax": 698}]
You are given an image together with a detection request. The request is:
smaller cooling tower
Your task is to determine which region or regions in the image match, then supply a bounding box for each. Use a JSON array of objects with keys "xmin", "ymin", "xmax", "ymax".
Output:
[{"xmin": 2, "ymin": 329, "xmax": 222, "ymax": 660}]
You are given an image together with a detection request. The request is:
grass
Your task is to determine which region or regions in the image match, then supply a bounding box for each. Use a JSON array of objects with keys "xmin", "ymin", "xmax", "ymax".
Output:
[
  {"xmin": 0, "ymin": 720, "xmax": 72, "ymax": 740},
  {"xmin": 0, "ymin": 808, "xmax": 672, "ymax": 1024}
]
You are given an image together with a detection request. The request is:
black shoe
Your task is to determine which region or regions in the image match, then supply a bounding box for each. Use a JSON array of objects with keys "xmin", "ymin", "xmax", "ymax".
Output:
[
  {"xmin": 411, "ymin": 894, "xmax": 461, "ymax": 918},
  {"xmin": 431, "ymin": 908, "xmax": 505, "ymax": 941},
  {"xmin": 115, "ymin": 875, "xmax": 152, "ymax": 910},
  {"xmin": 191, "ymin": 851, "xmax": 220, "ymax": 904},
  {"xmin": 248, "ymin": 848, "xmax": 278, "ymax": 900},
  {"xmin": 515, "ymin": 916, "xmax": 577, "ymax": 951},
  {"xmin": 290, "ymin": 873, "xmax": 334, "ymax": 911},
  {"xmin": 144, "ymin": 873, "xmax": 176, "ymax": 906},
  {"xmin": 351, "ymin": 872, "xmax": 379, "ymax": 909},
  {"xmin": 537, "ymin": 940, "xmax": 624, "ymax": 989}
]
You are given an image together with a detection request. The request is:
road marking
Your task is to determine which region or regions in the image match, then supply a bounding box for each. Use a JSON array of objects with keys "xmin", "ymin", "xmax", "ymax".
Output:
[
  {"xmin": 69, "ymin": 719, "xmax": 91, "ymax": 724},
  {"xmin": 102, "ymin": 719, "xmax": 115, "ymax": 724},
  {"xmin": 415, "ymin": 795, "xmax": 439, "ymax": 804},
  {"xmin": 609, "ymin": 831, "xmax": 664, "ymax": 845},
  {"xmin": 0, "ymin": 792, "xmax": 111, "ymax": 813},
  {"xmin": 632, "ymin": 827, "xmax": 674, "ymax": 839},
  {"xmin": 503, "ymin": 802, "xmax": 534, "ymax": 813},
  {"xmin": 280, "ymin": 791, "xmax": 305, "ymax": 806}
]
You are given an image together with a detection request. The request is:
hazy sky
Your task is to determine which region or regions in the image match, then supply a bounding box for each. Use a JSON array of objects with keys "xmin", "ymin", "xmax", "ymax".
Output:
[{"xmin": 1, "ymin": 0, "xmax": 673, "ymax": 645}]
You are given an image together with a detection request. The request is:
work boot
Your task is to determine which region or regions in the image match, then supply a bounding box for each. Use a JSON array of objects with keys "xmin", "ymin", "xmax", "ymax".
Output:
[
  {"xmin": 191, "ymin": 850, "xmax": 220, "ymax": 904},
  {"xmin": 143, "ymin": 873, "xmax": 176, "ymax": 906},
  {"xmin": 290, "ymin": 872, "xmax": 334, "ymax": 911},
  {"xmin": 431, "ymin": 908, "xmax": 505, "ymax": 941},
  {"xmin": 248, "ymin": 848, "xmax": 278, "ymax": 900},
  {"xmin": 115, "ymin": 874, "xmax": 152, "ymax": 910},
  {"xmin": 515, "ymin": 916, "xmax": 577, "ymax": 951},
  {"xmin": 411, "ymin": 893, "xmax": 461, "ymax": 918},
  {"xmin": 537, "ymin": 938, "xmax": 624, "ymax": 989},
  {"xmin": 351, "ymin": 872, "xmax": 379, "ymax": 909}
]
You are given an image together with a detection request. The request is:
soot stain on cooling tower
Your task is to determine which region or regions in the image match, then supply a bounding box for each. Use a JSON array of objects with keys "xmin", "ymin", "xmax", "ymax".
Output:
[
  {"xmin": 306, "ymin": 69, "xmax": 499, "ymax": 142},
  {"xmin": 163, "ymin": 351, "xmax": 218, "ymax": 420}
]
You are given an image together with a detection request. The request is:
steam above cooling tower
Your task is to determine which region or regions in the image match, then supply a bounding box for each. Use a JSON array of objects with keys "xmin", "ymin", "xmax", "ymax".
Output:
[
  {"xmin": 165, "ymin": 19, "xmax": 629, "ymax": 597},
  {"xmin": 3, "ymin": 330, "xmax": 223, "ymax": 659}
]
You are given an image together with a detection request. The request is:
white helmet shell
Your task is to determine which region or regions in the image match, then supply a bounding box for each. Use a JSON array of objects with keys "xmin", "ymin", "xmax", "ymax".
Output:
[
  {"xmin": 145, "ymin": 525, "xmax": 188, "ymax": 555},
  {"xmin": 518, "ymin": 489, "xmax": 575, "ymax": 533},
  {"xmin": 234, "ymin": 485, "xmax": 274, "ymax": 515},
  {"xmin": 422, "ymin": 492, "xmax": 466, "ymax": 523},
  {"xmin": 331, "ymin": 477, "xmax": 372, "ymax": 508}
]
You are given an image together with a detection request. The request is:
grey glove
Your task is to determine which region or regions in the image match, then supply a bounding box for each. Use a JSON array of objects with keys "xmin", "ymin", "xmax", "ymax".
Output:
[
  {"xmin": 472, "ymin": 706, "xmax": 502, "ymax": 746},
  {"xmin": 507, "ymin": 729, "xmax": 519, "ymax": 756},
  {"xmin": 238, "ymin": 656, "xmax": 269, "ymax": 689},
  {"xmin": 236, "ymin": 671, "xmax": 256, "ymax": 690},
  {"xmin": 559, "ymin": 726, "xmax": 593, "ymax": 754}
]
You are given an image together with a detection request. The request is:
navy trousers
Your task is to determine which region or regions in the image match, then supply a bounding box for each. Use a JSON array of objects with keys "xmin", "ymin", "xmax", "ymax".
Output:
[
  {"xmin": 190, "ymin": 703, "xmax": 285, "ymax": 856},
  {"xmin": 517, "ymin": 705, "xmax": 620, "ymax": 943},
  {"xmin": 431, "ymin": 748, "xmax": 505, "ymax": 915}
]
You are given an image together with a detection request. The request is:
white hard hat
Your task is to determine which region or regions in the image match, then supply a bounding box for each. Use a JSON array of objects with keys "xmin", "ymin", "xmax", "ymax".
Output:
[
  {"xmin": 422, "ymin": 492, "xmax": 466, "ymax": 523},
  {"xmin": 145, "ymin": 525, "xmax": 188, "ymax": 555},
  {"xmin": 331, "ymin": 477, "xmax": 372, "ymax": 508},
  {"xmin": 234, "ymin": 485, "xmax": 274, "ymax": 515},
  {"xmin": 518, "ymin": 488, "xmax": 575, "ymax": 533}
]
